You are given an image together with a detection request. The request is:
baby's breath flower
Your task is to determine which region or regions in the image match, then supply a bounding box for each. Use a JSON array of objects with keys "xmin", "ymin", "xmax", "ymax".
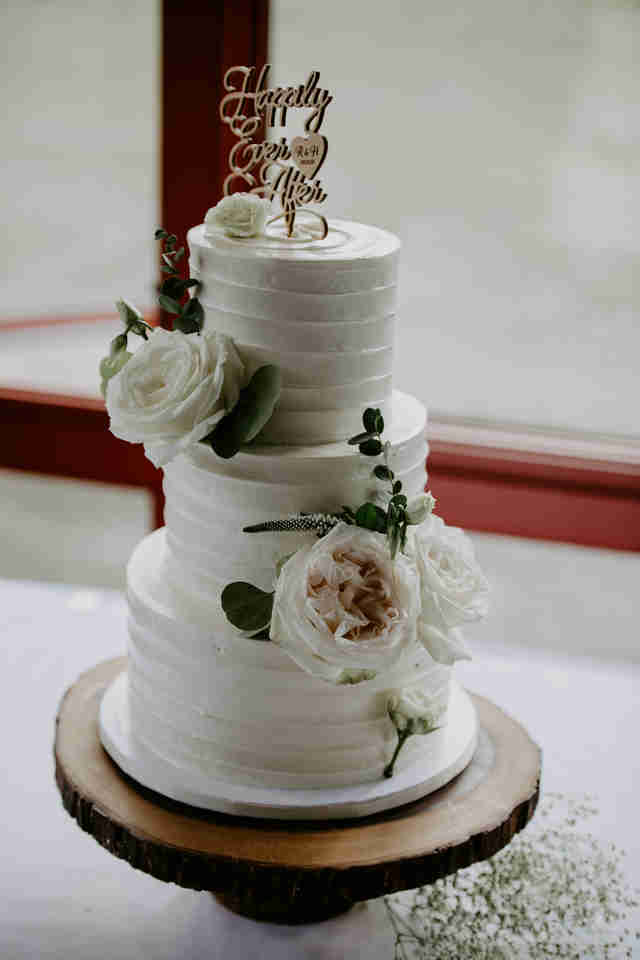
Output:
[{"xmin": 385, "ymin": 793, "xmax": 639, "ymax": 958}]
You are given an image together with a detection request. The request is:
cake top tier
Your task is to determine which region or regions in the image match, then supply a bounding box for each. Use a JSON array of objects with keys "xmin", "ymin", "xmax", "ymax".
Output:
[{"xmin": 188, "ymin": 219, "xmax": 400, "ymax": 295}]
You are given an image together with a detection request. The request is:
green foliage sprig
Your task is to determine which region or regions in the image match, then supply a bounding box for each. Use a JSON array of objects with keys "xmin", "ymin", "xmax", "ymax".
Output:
[
  {"xmin": 99, "ymin": 226, "xmax": 203, "ymax": 396},
  {"xmin": 220, "ymin": 405, "xmax": 436, "ymax": 679},
  {"xmin": 348, "ymin": 406, "xmax": 385, "ymax": 455},
  {"xmin": 155, "ymin": 228, "xmax": 203, "ymax": 334},
  {"xmin": 347, "ymin": 408, "xmax": 411, "ymax": 560}
]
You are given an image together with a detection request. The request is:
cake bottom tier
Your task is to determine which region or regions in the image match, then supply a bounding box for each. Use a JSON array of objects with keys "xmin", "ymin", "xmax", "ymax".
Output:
[
  {"xmin": 99, "ymin": 669, "xmax": 478, "ymax": 819},
  {"xmin": 115, "ymin": 529, "xmax": 469, "ymax": 793}
]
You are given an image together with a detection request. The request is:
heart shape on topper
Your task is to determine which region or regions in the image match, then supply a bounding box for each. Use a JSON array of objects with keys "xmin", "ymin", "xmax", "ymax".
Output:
[{"xmin": 291, "ymin": 134, "xmax": 327, "ymax": 180}]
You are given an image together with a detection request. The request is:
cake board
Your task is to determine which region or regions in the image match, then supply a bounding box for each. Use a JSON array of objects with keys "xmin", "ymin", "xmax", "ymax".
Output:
[
  {"xmin": 54, "ymin": 658, "xmax": 541, "ymax": 926},
  {"xmin": 99, "ymin": 668, "xmax": 479, "ymax": 820}
]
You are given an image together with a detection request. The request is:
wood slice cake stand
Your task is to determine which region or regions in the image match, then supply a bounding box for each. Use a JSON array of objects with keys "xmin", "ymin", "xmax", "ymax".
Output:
[{"xmin": 54, "ymin": 658, "xmax": 541, "ymax": 926}]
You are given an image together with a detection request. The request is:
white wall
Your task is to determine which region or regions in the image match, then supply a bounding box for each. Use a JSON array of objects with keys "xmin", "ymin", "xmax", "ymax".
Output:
[{"xmin": 272, "ymin": 0, "xmax": 639, "ymax": 437}]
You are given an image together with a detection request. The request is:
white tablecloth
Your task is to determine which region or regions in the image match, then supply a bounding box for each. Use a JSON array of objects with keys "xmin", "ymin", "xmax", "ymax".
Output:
[{"xmin": 1, "ymin": 576, "xmax": 639, "ymax": 958}]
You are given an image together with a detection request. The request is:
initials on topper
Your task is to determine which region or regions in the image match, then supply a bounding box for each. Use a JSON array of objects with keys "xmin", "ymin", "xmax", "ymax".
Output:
[{"xmin": 219, "ymin": 64, "xmax": 331, "ymax": 239}]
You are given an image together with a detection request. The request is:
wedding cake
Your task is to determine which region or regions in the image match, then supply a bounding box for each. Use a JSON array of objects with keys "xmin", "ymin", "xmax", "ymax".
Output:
[
  {"xmin": 97, "ymin": 67, "xmax": 488, "ymax": 816},
  {"xmin": 97, "ymin": 209, "xmax": 488, "ymax": 814}
]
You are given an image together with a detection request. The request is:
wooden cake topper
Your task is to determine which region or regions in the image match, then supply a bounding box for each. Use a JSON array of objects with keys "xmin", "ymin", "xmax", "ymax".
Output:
[{"xmin": 220, "ymin": 65, "xmax": 331, "ymax": 239}]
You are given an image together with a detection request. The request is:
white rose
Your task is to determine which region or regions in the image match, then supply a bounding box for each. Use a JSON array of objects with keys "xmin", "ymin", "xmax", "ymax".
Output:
[
  {"xmin": 106, "ymin": 327, "xmax": 244, "ymax": 467},
  {"xmin": 419, "ymin": 623, "xmax": 471, "ymax": 665},
  {"xmin": 204, "ymin": 193, "xmax": 272, "ymax": 239},
  {"xmin": 413, "ymin": 515, "xmax": 489, "ymax": 664},
  {"xmin": 270, "ymin": 522, "xmax": 420, "ymax": 683}
]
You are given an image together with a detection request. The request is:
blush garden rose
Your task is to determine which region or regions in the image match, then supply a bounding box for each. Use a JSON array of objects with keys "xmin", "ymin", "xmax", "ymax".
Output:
[
  {"xmin": 204, "ymin": 193, "xmax": 272, "ymax": 239},
  {"xmin": 106, "ymin": 327, "xmax": 244, "ymax": 468},
  {"xmin": 270, "ymin": 522, "xmax": 420, "ymax": 682}
]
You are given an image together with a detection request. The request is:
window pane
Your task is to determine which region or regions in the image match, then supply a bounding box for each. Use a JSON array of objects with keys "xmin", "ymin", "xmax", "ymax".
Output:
[
  {"xmin": 1, "ymin": 1, "xmax": 158, "ymax": 318},
  {"xmin": 272, "ymin": 1, "xmax": 639, "ymax": 437},
  {"xmin": 0, "ymin": 470, "xmax": 152, "ymax": 588}
]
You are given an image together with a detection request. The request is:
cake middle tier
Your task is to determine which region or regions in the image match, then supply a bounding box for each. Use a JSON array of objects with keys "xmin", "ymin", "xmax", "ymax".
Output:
[
  {"xmin": 188, "ymin": 219, "xmax": 399, "ymax": 444},
  {"xmin": 162, "ymin": 391, "xmax": 427, "ymax": 608}
]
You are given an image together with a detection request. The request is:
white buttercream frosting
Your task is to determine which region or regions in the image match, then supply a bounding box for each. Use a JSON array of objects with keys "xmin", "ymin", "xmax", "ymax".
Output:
[
  {"xmin": 124, "ymin": 390, "xmax": 451, "ymax": 788},
  {"xmin": 188, "ymin": 219, "xmax": 400, "ymax": 444},
  {"xmin": 119, "ymin": 219, "xmax": 460, "ymax": 793},
  {"xmin": 127, "ymin": 528, "xmax": 450, "ymax": 788}
]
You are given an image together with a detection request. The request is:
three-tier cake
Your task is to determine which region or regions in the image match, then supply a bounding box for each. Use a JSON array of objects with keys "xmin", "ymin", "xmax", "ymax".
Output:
[{"xmin": 99, "ymin": 213, "xmax": 488, "ymax": 818}]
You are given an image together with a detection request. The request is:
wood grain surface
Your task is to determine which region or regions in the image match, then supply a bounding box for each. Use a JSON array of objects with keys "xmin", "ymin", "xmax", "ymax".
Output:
[{"xmin": 54, "ymin": 658, "xmax": 541, "ymax": 923}]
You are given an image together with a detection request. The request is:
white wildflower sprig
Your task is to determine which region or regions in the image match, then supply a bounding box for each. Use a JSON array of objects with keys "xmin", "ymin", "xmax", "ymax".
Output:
[
  {"xmin": 384, "ymin": 695, "xmax": 442, "ymax": 778},
  {"xmin": 384, "ymin": 793, "xmax": 640, "ymax": 959}
]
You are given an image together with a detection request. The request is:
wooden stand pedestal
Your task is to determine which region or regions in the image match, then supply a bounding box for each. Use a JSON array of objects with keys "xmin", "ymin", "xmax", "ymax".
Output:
[{"xmin": 54, "ymin": 658, "xmax": 540, "ymax": 925}]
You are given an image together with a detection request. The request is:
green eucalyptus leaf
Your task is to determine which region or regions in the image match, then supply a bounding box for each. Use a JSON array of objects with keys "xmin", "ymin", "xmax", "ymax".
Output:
[
  {"xmin": 174, "ymin": 316, "xmax": 201, "ymax": 335},
  {"xmin": 161, "ymin": 253, "xmax": 175, "ymax": 268},
  {"xmin": 166, "ymin": 233, "xmax": 177, "ymax": 245},
  {"xmin": 160, "ymin": 276, "xmax": 184, "ymax": 299},
  {"xmin": 209, "ymin": 365, "xmax": 282, "ymax": 459},
  {"xmin": 174, "ymin": 297, "xmax": 204, "ymax": 334},
  {"xmin": 158, "ymin": 294, "xmax": 182, "ymax": 315},
  {"xmin": 362, "ymin": 408, "xmax": 377, "ymax": 433},
  {"xmin": 359, "ymin": 438, "xmax": 383, "ymax": 457},
  {"xmin": 363, "ymin": 407, "xmax": 384, "ymax": 435},
  {"xmin": 374, "ymin": 464, "xmax": 393, "ymax": 481},
  {"xmin": 355, "ymin": 502, "xmax": 387, "ymax": 533},
  {"xmin": 183, "ymin": 296, "xmax": 204, "ymax": 325},
  {"xmin": 154, "ymin": 228, "xmax": 168, "ymax": 239},
  {"xmin": 348, "ymin": 431, "xmax": 377, "ymax": 446},
  {"xmin": 391, "ymin": 493, "xmax": 408, "ymax": 508},
  {"xmin": 392, "ymin": 480, "xmax": 402, "ymax": 494},
  {"xmin": 221, "ymin": 582, "xmax": 274, "ymax": 634}
]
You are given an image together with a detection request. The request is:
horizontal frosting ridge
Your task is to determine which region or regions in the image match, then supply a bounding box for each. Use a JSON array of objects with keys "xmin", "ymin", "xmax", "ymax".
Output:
[{"xmin": 189, "ymin": 219, "xmax": 401, "ymax": 443}]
